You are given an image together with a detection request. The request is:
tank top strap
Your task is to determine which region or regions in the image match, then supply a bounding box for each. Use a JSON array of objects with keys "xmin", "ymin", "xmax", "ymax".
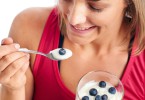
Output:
[{"xmin": 33, "ymin": 8, "xmax": 60, "ymax": 78}]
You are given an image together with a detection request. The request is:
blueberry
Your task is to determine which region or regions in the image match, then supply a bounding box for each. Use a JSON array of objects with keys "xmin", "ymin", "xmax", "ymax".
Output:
[
  {"xmin": 82, "ymin": 96, "xmax": 89, "ymax": 100},
  {"xmin": 58, "ymin": 48, "xmax": 66, "ymax": 55},
  {"xmin": 99, "ymin": 81, "xmax": 106, "ymax": 88},
  {"xmin": 95, "ymin": 95, "xmax": 101, "ymax": 100},
  {"xmin": 108, "ymin": 87, "xmax": 116, "ymax": 94},
  {"xmin": 101, "ymin": 94, "xmax": 108, "ymax": 100},
  {"xmin": 89, "ymin": 88, "xmax": 98, "ymax": 96}
]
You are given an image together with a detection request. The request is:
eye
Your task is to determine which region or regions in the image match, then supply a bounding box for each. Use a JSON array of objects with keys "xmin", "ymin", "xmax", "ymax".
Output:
[{"xmin": 89, "ymin": 5, "xmax": 103, "ymax": 13}]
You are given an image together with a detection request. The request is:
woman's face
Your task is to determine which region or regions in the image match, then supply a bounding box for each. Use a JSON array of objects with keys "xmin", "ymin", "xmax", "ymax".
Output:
[{"xmin": 59, "ymin": 0, "xmax": 128, "ymax": 45}]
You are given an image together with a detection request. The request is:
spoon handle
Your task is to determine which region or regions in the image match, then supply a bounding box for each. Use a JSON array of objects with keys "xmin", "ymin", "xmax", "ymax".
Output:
[{"xmin": 18, "ymin": 48, "xmax": 47, "ymax": 57}]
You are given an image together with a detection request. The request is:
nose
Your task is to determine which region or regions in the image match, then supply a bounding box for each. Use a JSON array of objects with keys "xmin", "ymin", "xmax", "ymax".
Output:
[{"xmin": 68, "ymin": 4, "xmax": 87, "ymax": 26}]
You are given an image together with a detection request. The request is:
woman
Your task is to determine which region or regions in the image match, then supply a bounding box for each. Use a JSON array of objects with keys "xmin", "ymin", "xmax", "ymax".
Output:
[{"xmin": 0, "ymin": 0, "xmax": 145, "ymax": 99}]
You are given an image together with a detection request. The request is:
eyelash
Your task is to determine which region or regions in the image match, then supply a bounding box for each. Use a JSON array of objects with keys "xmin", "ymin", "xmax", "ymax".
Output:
[{"xmin": 89, "ymin": 5, "xmax": 103, "ymax": 13}]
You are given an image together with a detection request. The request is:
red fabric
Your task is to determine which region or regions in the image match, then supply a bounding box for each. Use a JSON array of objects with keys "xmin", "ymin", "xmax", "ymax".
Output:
[{"xmin": 32, "ymin": 8, "xmax": 145, "ymax": 100}]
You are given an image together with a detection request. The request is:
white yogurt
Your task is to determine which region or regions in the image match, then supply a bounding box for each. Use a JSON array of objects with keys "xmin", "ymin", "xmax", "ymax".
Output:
[
  {"xmin": 77, "ymin": 81, "xmax": 123, "ymax": 100},
  {"xmin": 50, "ymin": 48, "xmax": 72, "ymax": 60}
]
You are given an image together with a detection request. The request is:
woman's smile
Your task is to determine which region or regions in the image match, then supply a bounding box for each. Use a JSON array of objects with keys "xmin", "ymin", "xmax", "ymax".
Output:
[{"xmin": 68, "ymin": 24, "xmax": 97, "ymax": 35}]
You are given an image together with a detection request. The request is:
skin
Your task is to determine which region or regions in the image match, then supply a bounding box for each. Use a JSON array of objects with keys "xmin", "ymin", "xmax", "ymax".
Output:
[
  {"xmin": 0, "ymin": 0, "xmax": 130, "ymax": 99},
  {"xmin": 59, "ymin": 0, "xmax": 129, "ymax": 92}
]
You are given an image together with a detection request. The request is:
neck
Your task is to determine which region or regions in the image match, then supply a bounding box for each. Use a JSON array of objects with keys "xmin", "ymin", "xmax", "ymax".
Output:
[{"xmin": 65, "ymin": 33, "xmax": 130, "ymax": 56}]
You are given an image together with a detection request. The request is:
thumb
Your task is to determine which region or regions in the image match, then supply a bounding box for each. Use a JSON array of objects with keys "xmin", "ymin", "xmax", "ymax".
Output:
[{"xmin": 1, "ymin": 37, "xmax": 13, "ymax": 45}]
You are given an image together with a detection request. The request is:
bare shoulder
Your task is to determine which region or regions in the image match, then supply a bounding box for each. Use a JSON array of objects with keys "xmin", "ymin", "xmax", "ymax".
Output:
[{"xmin": 9, "ymin": 7, "xmax": 54, "ymax": 49}]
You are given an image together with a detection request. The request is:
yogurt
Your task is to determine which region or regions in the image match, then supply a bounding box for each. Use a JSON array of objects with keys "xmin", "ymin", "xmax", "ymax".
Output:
[
  {"xmin": 50, "ymin": 48, "xmax": 72, "ymax": 60},
  {"xmin": 76, "ymin": 80, "xmax": 123, "ymax": 100}
]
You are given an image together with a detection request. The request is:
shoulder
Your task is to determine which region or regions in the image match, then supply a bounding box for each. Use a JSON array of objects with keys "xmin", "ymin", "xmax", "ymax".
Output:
[{"xmin": 9, "ymin": 7, "xmax": 54, "ymax": 49}]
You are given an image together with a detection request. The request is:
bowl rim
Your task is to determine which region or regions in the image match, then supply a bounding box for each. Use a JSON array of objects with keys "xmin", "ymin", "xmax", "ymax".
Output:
[{"xmin": 76, "ymin": 70, "xmax": 124, "ymax": 99}]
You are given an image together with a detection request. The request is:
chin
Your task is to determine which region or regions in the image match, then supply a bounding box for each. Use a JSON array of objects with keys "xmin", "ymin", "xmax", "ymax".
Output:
[{"xmin": 67, "ymin": 34, "xmax": 91, "ymax": 45}]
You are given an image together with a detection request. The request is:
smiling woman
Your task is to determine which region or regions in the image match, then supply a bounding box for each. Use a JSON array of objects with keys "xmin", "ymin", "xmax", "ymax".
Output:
[
  {"xmin": 0, "ymin": 0, "xmax": 145, "ymax": 100},
  {"xmin": 0, "ymin": 0, "xmax": 56, "ymax": 42}
]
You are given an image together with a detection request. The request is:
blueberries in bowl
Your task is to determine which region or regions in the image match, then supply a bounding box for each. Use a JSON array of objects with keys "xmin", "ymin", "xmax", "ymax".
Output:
[
  {"xmin": 108, "ymin": 87, "xmax": 116, "ymax": 94},
  {"xmin": 95, "ymin": 95, "xmax": 101, "ymax": 100},
  {"xmin": 82, "ymin": 96, "xmax": 89, "ymax": 100},
  {"xmin": 99, "ymin": 81, "xmax": 106, "ymax": 88},
  {"xmin": 89, "ymin": 88, "xmax": 98, "ymax": 96},
  {"xmin": 101, "ymin": 94, "xmax": 108, "ymax": 100}
]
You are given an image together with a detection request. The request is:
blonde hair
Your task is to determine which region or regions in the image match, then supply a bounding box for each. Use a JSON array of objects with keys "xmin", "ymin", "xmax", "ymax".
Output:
[{"xmin": 126, "ymin": 0, "xmax": 145, "ymax": 54}]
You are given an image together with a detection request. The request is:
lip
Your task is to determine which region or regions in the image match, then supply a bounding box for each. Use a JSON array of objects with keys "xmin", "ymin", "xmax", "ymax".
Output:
[{"xmin": 69, "ymin": 24, "xmax": 96, "ymax": 35}]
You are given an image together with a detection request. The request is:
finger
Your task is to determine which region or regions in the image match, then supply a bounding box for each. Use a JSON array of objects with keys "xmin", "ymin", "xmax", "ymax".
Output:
[
  {"xmin": 15, "ymin": 61, "xmax": 30, "ymax": 77},
  {"xmin": 0, "ymin": 43, "xmax": 20, "ymax": 58},
  {"xmin": 0, "ymin": 54, "xmax": 30, "ymax": 83},
  {"xmin": 8, "ymin": 62, "xmax": 30, "ymax": 89},
  {"xmin": 11, "ymin": 61, "xmax": 30, "ymax": 83},
  {"xmin": 0, "ymin": 52, "xmax": 28, "ymax": 72},
  {"xmin": 1, "ymin": 37, "xmax": 13, "ymax": 45}
]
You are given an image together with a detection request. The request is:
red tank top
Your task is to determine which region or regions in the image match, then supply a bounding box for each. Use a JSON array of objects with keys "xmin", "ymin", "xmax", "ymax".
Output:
[{"xmin": 32, "ymin": 8, "xmax": 145, "ymax": 100}]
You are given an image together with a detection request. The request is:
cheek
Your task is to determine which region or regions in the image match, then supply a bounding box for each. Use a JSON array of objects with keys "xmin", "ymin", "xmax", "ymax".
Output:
[
  {"xmin": 90, "ymin": 9, "xmax": 124, "ymax": 27},
  {"xmin": 90, "ymin": 15, "xmax": 112, "ymax": 27}
]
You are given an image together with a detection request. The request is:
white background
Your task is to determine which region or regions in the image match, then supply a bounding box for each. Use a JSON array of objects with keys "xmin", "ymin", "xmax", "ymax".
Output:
[{"xmin": 0, "ymin": 0, "xmax": 56, "ymax": 42}]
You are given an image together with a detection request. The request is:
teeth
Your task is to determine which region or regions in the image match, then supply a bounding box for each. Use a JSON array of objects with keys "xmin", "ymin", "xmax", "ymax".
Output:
[{"xmin": 74, "ymin": 27, "xmax": 90, "ymax": 30}]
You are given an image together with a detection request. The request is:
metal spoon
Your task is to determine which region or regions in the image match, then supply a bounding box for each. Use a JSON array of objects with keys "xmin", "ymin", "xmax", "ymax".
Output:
[{"xmin": 18, "ymin": 48, "xmax": 72, "ymax": 60}]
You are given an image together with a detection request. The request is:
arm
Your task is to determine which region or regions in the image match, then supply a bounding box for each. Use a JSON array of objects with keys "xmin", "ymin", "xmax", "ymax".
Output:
[
  {"xmin": 0, "ymin": 7, "xmax": 53, "ymax": 100},
  {"xmin": 0, "ymin": 8, "xmax": 37, "ymax": 100},
  {"xmin": 0, "ymin": 38, "xmax": 31, "ymax": 100}
]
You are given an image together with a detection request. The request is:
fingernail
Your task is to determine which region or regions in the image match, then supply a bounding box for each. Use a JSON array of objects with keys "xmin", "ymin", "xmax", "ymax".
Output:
[
  {"xmin": 1, "ymin": 39, "xmax": 4, "ymax": 44},
  {"xmin": 15, "ymin": 44, "xmax": 20, "ymax": 49}
]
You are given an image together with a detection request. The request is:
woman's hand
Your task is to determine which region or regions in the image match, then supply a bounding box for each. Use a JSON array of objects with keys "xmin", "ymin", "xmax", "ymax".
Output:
[{"xmin": 0, "ymin": 37, "xmax": 30, "ymax": 91}]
